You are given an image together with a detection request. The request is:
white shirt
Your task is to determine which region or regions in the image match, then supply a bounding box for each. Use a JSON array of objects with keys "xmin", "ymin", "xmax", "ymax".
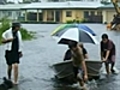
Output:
[{"xmin": 2, "ymin": 28, "xmax": 23, "ymax": 52}]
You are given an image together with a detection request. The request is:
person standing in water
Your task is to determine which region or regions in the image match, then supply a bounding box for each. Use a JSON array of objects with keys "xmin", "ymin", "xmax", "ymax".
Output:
[
  {"xmin": 64, "ymin": 43, "xmax": 88, "ymax": 61},
  {"xmin": 2, "ymin": 22, "xmax": 23, "ymax": 84},
  {"xmin": 100, "ymin": 34, "xmax": 116, "ymax": 75},
  {"xmin": 68, "ymin": 41, "xmax": 88, "ymax": 89}
]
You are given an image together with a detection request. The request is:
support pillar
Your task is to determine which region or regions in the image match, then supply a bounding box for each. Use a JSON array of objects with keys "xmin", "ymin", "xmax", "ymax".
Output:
[
  {"xmin": 37, "ymin": 9, "xmax": 39, "ymax": 22},
  {"xmin": 25, "ymin": 10, "xmax": 27, "ymax": 22},
  {"xmin": 102, "ymin": 10, "xmax": 107, "ymax": 23}
]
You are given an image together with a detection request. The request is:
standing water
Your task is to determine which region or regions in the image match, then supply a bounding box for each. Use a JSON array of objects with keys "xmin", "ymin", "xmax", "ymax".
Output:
[{"xmin": 0, "ymin": 24, "xmax": 120, "ymax": 90}]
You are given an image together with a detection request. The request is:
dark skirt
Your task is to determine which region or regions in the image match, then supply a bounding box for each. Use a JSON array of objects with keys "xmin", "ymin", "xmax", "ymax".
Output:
[{"xmin": 5, "ymin": 50, "xmax": 19, "ymax": 65}]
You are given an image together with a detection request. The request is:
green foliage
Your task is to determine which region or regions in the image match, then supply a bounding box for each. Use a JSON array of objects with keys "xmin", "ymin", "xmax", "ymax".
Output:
[
  {"xmin": 0, "ymin": 18, "xmax": 36, "ymax": 44},
  {"xmin": 101, "ymin": 0, "xmax": 111, "ymax": 5},
  {"xmin": 66, "ymin": 20, "xmax": 73, "ymax": 24},
  {"xmin": 66, "ymin": 18, "xmax": 88, "ymax": 24},
  {"xmin": 20, "ymin": 28, "xmax": 36, "ymax": 40}
]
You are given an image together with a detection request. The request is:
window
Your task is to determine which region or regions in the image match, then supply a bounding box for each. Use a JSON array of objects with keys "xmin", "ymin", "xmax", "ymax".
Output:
[
  {"xmin": 84, "ymin": 11, "xmax": 89, "ymax": 18},
  {"xmin": 90, "ymin": 11, "xmax": 95, "ymax": 16},
  {"xmin": 47, "ymin": 10, "xmax": 54, "ymax": 21},
  {"xmin": 97, "ymin": 11, "xmax": 102, "ymax": 16},
  {"xmin": 66, "ymin": 11, "xmax": 72, "ymax": 17}
]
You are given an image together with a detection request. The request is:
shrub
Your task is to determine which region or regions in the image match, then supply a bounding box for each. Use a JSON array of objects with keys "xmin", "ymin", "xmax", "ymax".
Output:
[
  {"xmin": 66, "ymin": 20, "xmax": 73, "ymax": 24},
  {"xmin": 0, "ymin": 18, "xmax": 36, "ymax": 44}
]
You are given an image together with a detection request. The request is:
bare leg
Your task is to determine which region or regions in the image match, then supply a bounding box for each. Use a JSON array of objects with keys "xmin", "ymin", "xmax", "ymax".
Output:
[
  {"xmin": 13, "ymin": 63, "xmax": 19, "ymax": 84},
  {"xmin": 77, "ymin": 74, "xmax": 86, "ymax": 90},
  {"xmin": 7, "ymin": 65, "xmax": 12, "ymax": 80},
  {"xmin": 105, "ymin": 63, "xmax": 110, "ymax": 75},
  {"xmin": 111, "ymin": 63, "xmax": 115, "ymax": 73},
  {"xmin": 78, "ymin": 80, "xmax": 84, "ymax": 86}
]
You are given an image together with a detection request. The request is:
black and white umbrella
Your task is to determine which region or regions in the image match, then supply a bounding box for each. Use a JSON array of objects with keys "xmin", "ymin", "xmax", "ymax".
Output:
[{"xmin": 57, "ymin": 28, "xmax": 98, "ymax": 45}]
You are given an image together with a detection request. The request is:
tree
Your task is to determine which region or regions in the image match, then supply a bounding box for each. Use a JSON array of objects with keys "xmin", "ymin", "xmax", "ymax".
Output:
[
  {"xmin": 23, "ymin": 0, "xmax": 31, "ymax": 3},
  {"xmin": 32, "ymin": 0, "xmax": 41, "ymax": 2},
  {"xmin": 101, "ymin": 0, "xmax": 111, "ymax": 5},
  {"xmin": 0, "ymin": 0, "xmax": 7, "ymax": 4},
  {"xmin": 23, "ymin": 0, "xmax": 41, "ymax": 3},
  {"xmin": 7, "ymin": 1, "xmax": 15, "ymax": 4}
]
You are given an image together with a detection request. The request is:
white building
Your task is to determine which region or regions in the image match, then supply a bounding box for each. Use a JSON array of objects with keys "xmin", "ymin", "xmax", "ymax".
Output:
[{"xmin": 0, "ymin": 4, "xmax": 27, "ymax": 20}]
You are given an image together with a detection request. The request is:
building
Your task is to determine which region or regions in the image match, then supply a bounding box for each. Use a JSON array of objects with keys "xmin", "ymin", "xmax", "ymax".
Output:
[
  {"xmin": 0, "ymin": 4, "xmax": 28, "ymax": 21},
  {"xmin": 0, "ymin": 2, "xmax": 116, "ymax": 23},
  {"xmin": 99, "ymin": 3, "xmax": 116, "ymax": 23},
  {"xmin": 20, "ymin": 1, "xmax": 104, "ymax": 23}
]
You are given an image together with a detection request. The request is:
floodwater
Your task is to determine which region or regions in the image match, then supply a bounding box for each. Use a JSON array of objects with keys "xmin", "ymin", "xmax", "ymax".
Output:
[{"xmin": 0, "ymin": 24, "xmax": 120, "ymax": 90}]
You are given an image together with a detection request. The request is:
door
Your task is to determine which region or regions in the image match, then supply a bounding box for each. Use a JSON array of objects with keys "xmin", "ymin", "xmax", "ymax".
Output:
[{"xmin": 55, "ymin": 10, "xmax": 61, "ymax": 22}]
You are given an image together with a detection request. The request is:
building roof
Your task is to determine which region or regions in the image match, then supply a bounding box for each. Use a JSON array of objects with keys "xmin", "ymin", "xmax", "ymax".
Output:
[
  {"xmin": 99, "ymin": 3, "xmax": 118, "ymax": 9},
  {"xmin": 0, "ymin": 2, "xmax": 116, "ymax": 10},
  {"xmin": 20, "ymin": 1, "xmax": 104, "ymax": 9},
  {"xmin": 0, "ymin": 4, "xmax": 28, "ymax": 10}
]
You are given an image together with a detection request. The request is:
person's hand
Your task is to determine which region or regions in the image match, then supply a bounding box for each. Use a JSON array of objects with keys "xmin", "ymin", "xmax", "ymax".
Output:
[
  {"xmin": 7, "ymin": 38, "xmax": 14, "ymax": 42},
  {"xmin": 19, "ymin": 52, "xmax": 23, "ymax": 58},
  {"xmin": 84, "ymin": 74, "xmax": 88, "ymax": 82},
  {"xmin": 102, "ymin": 58, "xmax": 107, "ymax": 62}
]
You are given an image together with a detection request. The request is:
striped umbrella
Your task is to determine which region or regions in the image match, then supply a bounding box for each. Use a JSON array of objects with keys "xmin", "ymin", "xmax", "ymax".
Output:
[
  {"xmin": 51, "ymin": 24, "xmax": 96, "ymax": 37},
  {"xmin": 57, "ymin": 28, "xmax": 98, "ymax": 45}
]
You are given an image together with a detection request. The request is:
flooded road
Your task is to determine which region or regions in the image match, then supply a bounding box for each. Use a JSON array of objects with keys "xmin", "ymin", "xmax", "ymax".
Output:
[{"xmin": 0, "ymin": 24, "xmax": 120, "ymax": 90}]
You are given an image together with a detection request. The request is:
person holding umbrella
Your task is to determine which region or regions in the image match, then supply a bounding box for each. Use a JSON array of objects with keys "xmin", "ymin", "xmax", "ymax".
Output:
[
  {"xmin": 2, "ymin": 22, "xmax": 23, "ymax": 84},
  {"xmin": 63, "ymin": 43, "xmax": 88, "ymax": 61},
  {"xmin": 68, "ymin": 41, "xmax": 88, "ymax": 89}
]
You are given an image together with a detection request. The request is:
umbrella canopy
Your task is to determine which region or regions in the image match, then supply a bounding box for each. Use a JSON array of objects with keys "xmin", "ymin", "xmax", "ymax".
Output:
[
  {"xmin": 57, "ymin": 28, "xmax": 98, "ymax": 45},
  {"xmin": 51, "ymin": 24, "xmax": 96, "ymax": 37}
]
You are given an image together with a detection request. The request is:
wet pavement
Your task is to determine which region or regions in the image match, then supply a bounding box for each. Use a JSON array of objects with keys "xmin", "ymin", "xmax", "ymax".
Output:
[{"xmin": 0, "ymin": 24, "xmax": 120, "ymax": 90}]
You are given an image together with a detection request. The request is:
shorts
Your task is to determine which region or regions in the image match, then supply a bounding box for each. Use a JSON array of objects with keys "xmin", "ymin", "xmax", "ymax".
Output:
[
  {"xmin": 73, "ymin": 66, "xmax": 84, "ymax": 80},
  {"xmin": 105, "ymin": 55, "xmax": 115, "ymax": 65},
  {"xmin": 5, "ymin": 50, "xmax": 20, "ymax": 66}
]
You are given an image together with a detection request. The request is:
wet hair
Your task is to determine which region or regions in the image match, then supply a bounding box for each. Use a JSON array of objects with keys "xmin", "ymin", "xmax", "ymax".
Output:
[
  {"xmin": 102, "ymin": 34, "xmax": 108, "ymax": 39},
  {"xmin": 12, "ymin": 22, "xmax": 21, "ymax": 27},
  {"xmin": 12, "ymin": 22, "xmax": 21, "ymax": 29},
  {"xmin": 68, "ymin": 41, "xmax": 78, "ymax": 49}
]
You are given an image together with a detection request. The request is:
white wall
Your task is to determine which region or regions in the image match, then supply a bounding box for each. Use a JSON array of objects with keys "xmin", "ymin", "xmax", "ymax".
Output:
[{"xmin": 0, "ymin": 10, "xmax": 23, "ymax": 20}]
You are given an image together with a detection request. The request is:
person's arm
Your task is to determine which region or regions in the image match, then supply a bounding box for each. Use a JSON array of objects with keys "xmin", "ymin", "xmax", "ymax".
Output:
[
  {"xmin": 104, "ymin": 41, "xmax": 113, "ymax": 61},
  {"xmin": 100, "ymin": 42, "xmax": 104, "ymax": 60},
  {"xmin": 78, "ymin": 47, "xmax": 88, "ymax": 81},
  {"xmin": 1, "ymin": 31, "xmax": 14, "ymax": 44},
  {"xmin": 83, "ymin": 48, "xmax": 88, "ymax": 59},
  {"xmin": 81, "ymin": 60, "xmax": 88, "ymax": 81},
  {"xmin": 2, "ymin": 38, "xmax": 14, "ymax": 44},
  {"xmin": 85, "ymin": 54, "xmax": 89, "ymax": 59}
]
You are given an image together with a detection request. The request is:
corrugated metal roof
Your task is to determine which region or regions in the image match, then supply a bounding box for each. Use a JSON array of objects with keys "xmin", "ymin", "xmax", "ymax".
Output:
[
  {"xmin": 0, "ymin": 2, "xmax": 115, "ymax": 10},
  {"xmin": 0, "ymin": 4, "xmax": 28, "ymax": 10},
  {"xmin": 20, "ymin": 1, "xmax": 104, "ymax": 9}
]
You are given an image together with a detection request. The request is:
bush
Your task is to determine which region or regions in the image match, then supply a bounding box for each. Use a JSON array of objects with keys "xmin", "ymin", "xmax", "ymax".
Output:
[
  {"xmin": 66, "ymin": 18, "xmax": 88, "ymax": 24},
  {"xmin": 66, "ymin": 20, "xmax": 73, "ymax": 24},
  {"xmin": 0, "ymin": 18, "xmax": 36, "ymax": 44},
  {"xmin": 80, "ymin": 18, "xmax": 88, "ymax": 23},
  {"xmin": 20, "ymin": 21, "xmax": 58, "ymax": 24}
]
